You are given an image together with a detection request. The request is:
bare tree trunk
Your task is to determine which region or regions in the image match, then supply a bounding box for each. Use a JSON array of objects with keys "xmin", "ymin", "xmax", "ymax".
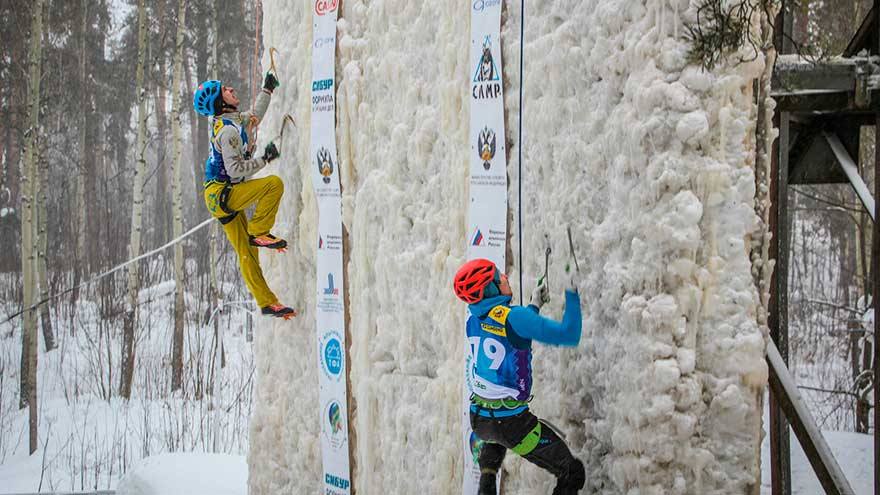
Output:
[
  {"xmin": 35, "ymin": 135, "xmax": 54, "ymax": 351},
  {"xmin": 121, "ymin": 0, "xmax": 148, "ymax": 400},
  {"xmin": 71, "ymin": 0, "xmax": 89, "ymax": 322},
  {"xmin": 153, "ymin": 0, "xmax": 170, "ymax": 245},
  {"xmin": 170, "ymin": 0, "xmax": 188, "ymax": 394},
  {"xmin": 208, "ymin": 0, "xmax": 221, "ymax": 381},
  {"xmin": 20, "ymin": 0, "xmax": 44, "ymax": 455}
]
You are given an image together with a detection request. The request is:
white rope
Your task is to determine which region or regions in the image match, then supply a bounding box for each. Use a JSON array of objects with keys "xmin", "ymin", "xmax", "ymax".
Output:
[{"xmin": 3, "ymin": 217, "xmax": 215, "ymax": 324}]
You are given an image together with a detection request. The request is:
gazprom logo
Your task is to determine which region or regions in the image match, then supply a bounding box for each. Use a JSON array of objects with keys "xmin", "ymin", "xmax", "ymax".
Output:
[
  {"xmin": 325, "ymin": 473, "xmax": 350, "ymax": 490},
  {"xmin": 314, "ymin": 36, "xmax": 335, "ymax": 48},
  {"xmin": 472, "ymin": 0, "xmax": 501, "ymax": 11},
  {"xmin": 312, "ymin": 78, "xmax": 334, "ymax": 92}
]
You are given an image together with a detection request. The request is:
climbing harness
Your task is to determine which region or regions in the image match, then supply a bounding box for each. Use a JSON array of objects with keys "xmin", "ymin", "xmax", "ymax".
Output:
[
  {"xmin": 470, "ymin": 393, "xmax": 532, "ymax": 410},
  {"xmin": 216, "ymin": 181, "xmax": 239, "ymax": 225}
]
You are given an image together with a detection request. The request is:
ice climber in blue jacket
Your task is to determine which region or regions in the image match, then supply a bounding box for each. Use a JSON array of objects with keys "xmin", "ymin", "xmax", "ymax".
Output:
[{"xmin": 453, "ymin": 258, "xmax": 586, "ymax": 495}]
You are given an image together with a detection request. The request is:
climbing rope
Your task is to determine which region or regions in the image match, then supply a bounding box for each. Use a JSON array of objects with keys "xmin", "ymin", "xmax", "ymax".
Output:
[
  {"xmin": 1, "ymin": 217, "xmax": 215, "ymax": 324},
  {"xmin": 517, "ymin": 0, "xmax": 525, "ymax": 303}
]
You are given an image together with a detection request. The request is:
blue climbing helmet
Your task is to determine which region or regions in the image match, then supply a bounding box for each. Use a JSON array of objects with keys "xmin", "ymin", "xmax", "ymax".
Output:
[{"xmin": 193, "ymin": 80, "xmax": 222, "ymax": 116}]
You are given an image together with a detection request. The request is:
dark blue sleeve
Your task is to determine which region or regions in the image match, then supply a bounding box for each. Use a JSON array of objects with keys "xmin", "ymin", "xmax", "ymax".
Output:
[{"xmin": 507, "ymin": 290, "xmax": 582, "ymax": 346}]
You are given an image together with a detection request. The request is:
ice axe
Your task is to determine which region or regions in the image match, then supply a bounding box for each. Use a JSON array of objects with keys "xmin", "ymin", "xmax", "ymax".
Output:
[
  {"xmin": 269, "ymin": 114, "xmax": 297, "ymax": 153},
  {"xmin": 565, "ymin": 226, "xmax": 580, "ymax": 274},
  {"xmin": 537, "ymin": 233, "xmax": 551, "ymax": 287}
]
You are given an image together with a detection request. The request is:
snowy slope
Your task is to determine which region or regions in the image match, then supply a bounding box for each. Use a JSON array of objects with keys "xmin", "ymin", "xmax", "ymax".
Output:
[{"xmin": 250, "ymin": 1, "xmax": 769, "ymax": 493}]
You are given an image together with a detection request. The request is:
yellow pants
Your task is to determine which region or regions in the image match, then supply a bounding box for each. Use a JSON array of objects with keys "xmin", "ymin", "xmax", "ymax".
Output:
[{"xmin": 204, "ymin": 175, "xmax": 284, "ymax": 308}]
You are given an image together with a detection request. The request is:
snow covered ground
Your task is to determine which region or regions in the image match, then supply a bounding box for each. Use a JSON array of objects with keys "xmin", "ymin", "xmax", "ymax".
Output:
[
  {"xmin": 0, "ymin": 272, "xmax": 255, "ymax": 493},
  {"xmin": 115, "ymin": 453, "xmax": 246, "ymax": 495}
]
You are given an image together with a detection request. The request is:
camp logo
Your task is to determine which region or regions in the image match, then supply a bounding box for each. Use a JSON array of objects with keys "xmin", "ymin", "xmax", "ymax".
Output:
[
  {"xmin": 317, "ymin": 147, "xmax": 334, "ymax": 184},
  {"xmin": 319, "ymin": 235, "xmax": 324, "ymax": 249},
  {"xmin": 472, "ymin": 36, "xmax": 501, "ymax": 100},
  {"xmin": 471, "ymin": 228, "xmax": 485, "ymax": 246},
  {"xmin": 477, "ymin": 126, "xmax": 496, "ymax": 170},
  {"xmin": 323, "ymin": 273, "xmax": 339, "ymax": 296},
  {"xmin": 323, "ymin": 399, "xmax": 348, "ymax": 451},
  {"xmin": 315, "ymin": 0, "xmax": 338, "ymax": 16},
  {"xmin": 472, "ymin": 0, "xmax": 501, "ymax": 12},
  {"xmin": 320, "ymin": 332, "xmax": 344, "ymax": 380}
]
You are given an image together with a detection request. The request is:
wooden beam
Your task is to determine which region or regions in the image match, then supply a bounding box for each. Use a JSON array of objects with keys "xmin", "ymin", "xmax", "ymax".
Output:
[
  {"xmin": 771, "ymin": 91, "xmax": 877, "ymax": 113},
  {"xmin": 824, "ymin": 132, "xmax": 876, "ymax": 220},
  {"xmin": 766, "ymin": 340, "xmax": 857, "ymax": 495},
  {"xmin": 844, "ymin": 5, "xmax": 877, "ymax": 57},
  {"xmin": 769, "ymin": 112, "xmax": 792, "ymax": 495},
  {"xmin": 772, "ymin": 58, "xmax": 857, "ymax": 93}
]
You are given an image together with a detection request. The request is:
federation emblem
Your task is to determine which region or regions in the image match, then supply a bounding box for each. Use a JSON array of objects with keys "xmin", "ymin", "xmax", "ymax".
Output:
[
  {"xmin": 474, "ymin": 36, "xmax": 499, "ymax": 83},
  {"xmin": 323, "ymin": 399, "xmax": 347, "ymax": 451},
  {"xmin": 478, "ymin": 127, "xmax": 496, "ymax": 170},
  {"xmin": 471, "ymin": 228, "xmax": 485, "ymax": 246},
  {"xmin": 323, "ymin": 273, "xmax": 339, "ymax": 296},
  {"xmin": 317, "ymin": 147, "xmax": 334, "ymax": 184},
  {"xmin": 328, "ymin": 401, "xmax": 343, "ymax": 434}
]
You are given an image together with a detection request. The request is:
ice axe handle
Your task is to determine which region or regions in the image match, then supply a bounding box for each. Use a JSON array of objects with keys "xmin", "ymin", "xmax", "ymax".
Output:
[{"xmin": 567, "ymin": 226, "xmax": 580, "ymax": 273}]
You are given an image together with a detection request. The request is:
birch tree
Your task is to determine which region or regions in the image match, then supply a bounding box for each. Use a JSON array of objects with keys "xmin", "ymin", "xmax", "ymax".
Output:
[
  {"xmin": 170, "ymin": 0, "xmax": 188, "ymax": 393},
  {"xmin": 35, "ymin": 131, "xmax": 54, "ymax": 351},
  {"xmin": 121, "ymin": 0, "xmax": 148, "ymax": 400},
  {"xmin": 20, "ymin": 0, "xmax": 43, "ymax": 455}
]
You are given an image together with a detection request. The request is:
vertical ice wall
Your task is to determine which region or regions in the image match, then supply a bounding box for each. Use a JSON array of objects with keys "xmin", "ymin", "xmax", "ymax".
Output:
[{"xmin": 250, "ymin": 0, "xmax": 768, "ymax": 493}]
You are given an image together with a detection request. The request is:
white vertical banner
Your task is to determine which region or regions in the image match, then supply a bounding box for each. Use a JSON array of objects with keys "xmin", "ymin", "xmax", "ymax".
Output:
[
  {"xmin": 310, "ymin": 1, "xmax": 351, "ymax": 494},
  {"xmin": 463, "ymin": 0, "xmax": 508, "ymax": 493}
]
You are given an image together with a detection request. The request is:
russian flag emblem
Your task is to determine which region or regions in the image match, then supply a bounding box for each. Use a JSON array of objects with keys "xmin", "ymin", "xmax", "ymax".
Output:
[{"xmin": 471, "ymin": 228, "xmax": 484, "ymax": 246}]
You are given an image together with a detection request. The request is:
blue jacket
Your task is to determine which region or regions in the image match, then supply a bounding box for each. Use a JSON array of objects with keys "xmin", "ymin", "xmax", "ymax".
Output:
[{"xmin": 466, "ymin": 290, "xmax": 582, "ymax": 401}]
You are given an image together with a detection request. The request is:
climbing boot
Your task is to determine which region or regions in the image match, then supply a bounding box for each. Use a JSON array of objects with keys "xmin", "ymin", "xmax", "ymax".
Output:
[
  {"xmin": 249, "ymin": 233, "xmax": 287, "ymax": 250},
  {"xmin": 261, "ymin": 303, "xmax": 297, "ymax": 319}
]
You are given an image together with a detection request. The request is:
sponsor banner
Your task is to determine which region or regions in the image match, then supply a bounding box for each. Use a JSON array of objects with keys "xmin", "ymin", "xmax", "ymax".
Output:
[
  {"xmin": 311, "ymin": 1, "xmax": 350, "ymax": 494},
  {"xmin": 464, "ymin": 1, "xmax": 507, "ymax": 494}
]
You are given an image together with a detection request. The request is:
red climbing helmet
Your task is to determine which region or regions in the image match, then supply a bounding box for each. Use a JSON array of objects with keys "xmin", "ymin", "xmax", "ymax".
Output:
[{"xmin": 453, "ymin": 258, "xmax": 497, "ymax": 304}]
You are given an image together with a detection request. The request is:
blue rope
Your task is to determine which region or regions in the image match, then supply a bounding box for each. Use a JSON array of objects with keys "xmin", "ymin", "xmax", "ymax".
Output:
[{"xmin": 517, "ymin": 0, "xmax": 525, "ymax": 304}]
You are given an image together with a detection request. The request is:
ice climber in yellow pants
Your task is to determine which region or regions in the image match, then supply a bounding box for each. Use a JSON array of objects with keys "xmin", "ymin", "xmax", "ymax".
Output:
[{"xmin": 193, "ymin": 73, "xmax": 295, "ymax": 319}]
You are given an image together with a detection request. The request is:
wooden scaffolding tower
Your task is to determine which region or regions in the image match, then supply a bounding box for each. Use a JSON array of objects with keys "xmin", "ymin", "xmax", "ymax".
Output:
[{"xmin": 769, "ymin": 1, "xmax": 879, "ymax": 493}]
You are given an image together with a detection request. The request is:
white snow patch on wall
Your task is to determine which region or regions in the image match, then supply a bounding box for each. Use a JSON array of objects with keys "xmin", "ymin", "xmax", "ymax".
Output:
[{"xmin": 250, "ymin": 1, "xmax": 768, "ymax": 493}]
